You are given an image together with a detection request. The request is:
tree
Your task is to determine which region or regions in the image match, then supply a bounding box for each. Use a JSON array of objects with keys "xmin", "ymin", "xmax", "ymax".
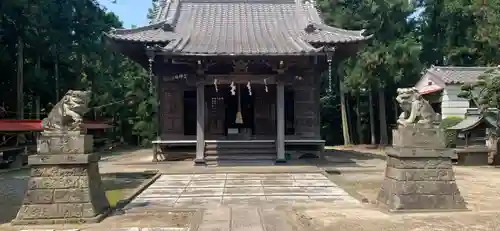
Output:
[
  {"xmin": 418, "ymin": 0, "xmax": 500, "ymax": 66},
  {"xmin": 0, "ymin": 0, "xmax": 156, "ymax": 145},
  {"xmin": 458, "ymin": 68, "xmax": 500, "ymax": 111},
  {"xmin": 318, "ymin": 0, "xmax": 422, "ymax": 145}
]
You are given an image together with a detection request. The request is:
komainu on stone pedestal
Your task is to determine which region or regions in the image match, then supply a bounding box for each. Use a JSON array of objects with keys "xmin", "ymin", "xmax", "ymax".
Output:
[
  {"xmin": 377, "ymin": 126, "xmax": 467, "ymax": 212},
  {"xmin": 395, "ymin": 87, "xmax": 439, "ymax": 128},
  {"xmin": 12, "ymin": 90, "xmax": 110, "ymax": 225},
  {"xmin": 42, "ymin": 90, "xmax": 91, "ymax": 132}
]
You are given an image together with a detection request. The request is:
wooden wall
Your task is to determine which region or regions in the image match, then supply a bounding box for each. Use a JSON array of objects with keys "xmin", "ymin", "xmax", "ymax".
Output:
[
  {"xmin": 441, "ymin": 85, "xmax": 477, "ymax": 119},
  {"xmin": 159, "ymin": 74, "xmax": 322, "ymax": 140},
  {"xmin": 292, "ymin": 73, "xmax": 321, "ymax": 139}
]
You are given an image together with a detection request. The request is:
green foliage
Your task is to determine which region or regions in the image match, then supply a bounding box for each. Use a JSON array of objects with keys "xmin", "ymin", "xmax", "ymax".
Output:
[
  {"xmin": 439, "ymin": 116, "xmax": 464, "ymax": 148},
  {"xmin": 318, "ymin": 0, "xmax": 423, "ymax": 144},
  {"xmin": 418, "ymin": 0, "xmax": 500, "ymax": 66},
  {"xmin": 458, "ymin": 68, "xmax": 500, "ymax": 112},
  {"xmin": 318, "ymin": 0, "xmax": 423, "ymax": 90},
  {"xmin": 4, "ymin": 0, "xmax": 500, "ymax": 147},
  {"xmin": 0, "ymin": 0, "xmax": 156, "ymax": 146}
]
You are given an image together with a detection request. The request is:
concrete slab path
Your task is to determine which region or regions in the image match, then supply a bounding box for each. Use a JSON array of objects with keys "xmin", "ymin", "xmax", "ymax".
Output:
[{"xmin": 124, "ymin": 173, "xmax": 361, "ymax": 212}]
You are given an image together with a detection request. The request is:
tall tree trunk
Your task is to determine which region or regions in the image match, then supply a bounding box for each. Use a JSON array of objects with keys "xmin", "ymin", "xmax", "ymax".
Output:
[
  {"xmin": 16, "ymin": 37, "xmax": 24, "ymax": 120},
  {"xmin": 378, "ymin": 88, "xmax": 388, "ymax": 145},
  {"xmin": 346, "ymin": 94, "xmax": 355, "ymax": 143},
  {"xmin": 356, "ymin": 93, "xmax": 364, "ymax": 144},
  {"xmin": 78, "ymin": 53, "xmax": 84, "ymax": 88},
  {"xmin": 35, "ymin": 96, "xmax": 40, "ymax": 120},
  {"xmin": 368, "ymin": 89, "xmax": 376, "ymax": 145},
  {"xmin": 55, "ymin": 57, "xmax": 60, "ymax": 101},
  {"xmin": 34, "ymin": 55, "xmax": 41, "ymax": 120},
  {"xmin": 339, "ymin": 84, "xmax": 351, "ymax": 145}
]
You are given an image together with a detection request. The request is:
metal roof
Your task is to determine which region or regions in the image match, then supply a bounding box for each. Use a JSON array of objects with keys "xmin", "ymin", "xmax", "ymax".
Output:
[
  {"xmin": 447, "ymin": 115, "xmax": 482, "ymax": 131},
  {"xmin": 447, "ymin": 109, "xmax": 499, "ymax": 131},
  {"xmin": 105, "ymin": 0, "xmax": 370, "ymax": 56}
]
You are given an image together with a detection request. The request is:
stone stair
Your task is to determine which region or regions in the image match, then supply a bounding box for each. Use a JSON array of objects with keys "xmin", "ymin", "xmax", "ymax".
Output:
[{"xmin": 204, "ymin": 141, "xmax": 277, "ymax": 166}]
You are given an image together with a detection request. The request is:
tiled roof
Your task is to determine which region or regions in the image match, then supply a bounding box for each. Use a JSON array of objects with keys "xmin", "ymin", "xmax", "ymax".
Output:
[
  {"xmin": 106, "ymin": 22, "xmax": 178, "ymax": 43},
  {"xmin": 426, "ymin": 66, "xmax": 493, "ymax": 84},
  {"xmin": 105, "ymin": 0, "xmax": 370, "ymax": 56}
]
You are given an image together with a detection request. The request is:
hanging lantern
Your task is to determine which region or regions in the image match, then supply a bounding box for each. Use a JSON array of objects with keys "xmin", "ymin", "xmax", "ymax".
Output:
[
  {"xmin": 264, "ymin": 78, "xmax": 268, "ymax": 92},
  {"xmin": 214, "ymin": 78, "xmax": 219, "ymax": 92},
  {"xmin": 230, "ymin": 81, "xmax": 236, "ymax": 95},
  {"xmin": 247, "ymin": 81, "xmax": 252, "ymax": 96}
]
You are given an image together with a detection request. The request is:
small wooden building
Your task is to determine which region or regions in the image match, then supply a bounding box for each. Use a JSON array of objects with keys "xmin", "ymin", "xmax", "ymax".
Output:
[
  {"xmin": 104, "ymin": 0, "xmax": 370, "ymax": 164},
  {"xmin": 447, "ymin": 109, "xmax": 499, "ymax": 165},
  {"xmin": 414, "ymin": 66, "xmax": 493, "ymax": 119}
]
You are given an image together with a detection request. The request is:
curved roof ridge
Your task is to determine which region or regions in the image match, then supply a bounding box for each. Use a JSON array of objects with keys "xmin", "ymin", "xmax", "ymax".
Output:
[
  {"xmin": 178, "ymin": 0, "xmax": 295, "ymax": 3},
  {"xmin": 105, "ymin": 0, "xmax": 371, "ymax": 55},
  {"xmin": 306, "ymin": 23, "xmax": 366, "ymax": 37},
  {"xmin": 151, "ymin": 0, "xmax": 168, "ymax": 23},
  {"xmin": 302, "ymin": 0, "xmax": 323, "ymax": 23},
  {"xmin": 109, "ymin": 21, "xmax": 170, "ymax": 35}
]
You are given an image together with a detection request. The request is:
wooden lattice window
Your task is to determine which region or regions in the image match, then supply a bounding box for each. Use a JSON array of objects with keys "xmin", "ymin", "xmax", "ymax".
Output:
[
  {"xmin": 183, "ymin": 91, "xmax": 196, "ymax": 135},
  {"xmin": 285, "ymin": 89, "xmax": 295, "ymax": 135}
]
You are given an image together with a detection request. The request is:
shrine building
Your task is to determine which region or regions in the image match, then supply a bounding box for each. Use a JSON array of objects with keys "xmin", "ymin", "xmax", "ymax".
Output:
[{"xmin": 105, "ymin": 0, "xmax": 370, "ymax": 164}]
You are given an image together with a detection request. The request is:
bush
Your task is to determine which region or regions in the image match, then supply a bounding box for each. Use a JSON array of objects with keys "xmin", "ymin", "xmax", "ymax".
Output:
[{"xmin": 439, "ymin": 116, "xmax": 464, "ymax": 148}]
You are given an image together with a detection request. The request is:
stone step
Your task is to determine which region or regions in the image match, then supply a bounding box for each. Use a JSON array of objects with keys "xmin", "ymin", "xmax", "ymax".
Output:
[
  {"xmin": 205, "ymin": 154, "xmax": 276, "ymax": 161},
  {"xmin": 207, "ymin": 160, "xmax": 277, "ymax": 167},
  {"xmin": 205, "ymin": 142, "xmax": 276, "ymax": 149},
  {"xmin": 205, "ymin": 149, "xmax": 276, "ymax": 155}
]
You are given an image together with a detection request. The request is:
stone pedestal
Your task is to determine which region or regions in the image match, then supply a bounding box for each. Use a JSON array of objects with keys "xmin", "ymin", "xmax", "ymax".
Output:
[
  {"xmin": 12, "ymin": 133, "xmax": 110, "ymax": 225},
  {"xmin": 377, "ymin": 127, "xmax": 467, "ymax": 212}
]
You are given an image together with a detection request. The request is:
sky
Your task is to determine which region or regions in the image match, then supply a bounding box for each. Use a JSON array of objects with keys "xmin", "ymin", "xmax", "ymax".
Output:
[
  {"xmin": 97, "ymin": 0, "xmax": 150, "ymax": 28},
  {"xmin": 96, "ymin": 0, "xmax": 425, "ymax": 28}
]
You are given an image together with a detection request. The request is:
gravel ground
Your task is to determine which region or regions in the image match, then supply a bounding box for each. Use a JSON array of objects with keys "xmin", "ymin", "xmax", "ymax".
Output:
[{"xmin": 0, "ymin": 169, "xmax": 29, "ymax": 224}]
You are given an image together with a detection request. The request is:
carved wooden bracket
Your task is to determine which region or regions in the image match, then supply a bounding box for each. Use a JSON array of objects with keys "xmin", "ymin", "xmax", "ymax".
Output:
[
  {"xmin": 161, "ymin": 58, "xmax": 313, "ymax": 76},
  {"xmin": 233, "ymin": 60, "xmax": 248, "ymax": 74}
]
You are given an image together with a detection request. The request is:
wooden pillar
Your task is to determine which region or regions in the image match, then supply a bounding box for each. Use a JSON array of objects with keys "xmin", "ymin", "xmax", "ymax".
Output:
[
  {"xmin": 276, "ymin": 81, "xmax": 286, "ymax": 162},
  {"xmin": 195, "ymin": 83, "xmax": 206, "ymax": 164}
]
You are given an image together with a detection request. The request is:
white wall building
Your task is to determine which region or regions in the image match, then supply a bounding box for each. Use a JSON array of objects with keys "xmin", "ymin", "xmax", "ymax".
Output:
[{"xmin": 415, "ymin": 66, "xmax": 491, "ymax": 119}]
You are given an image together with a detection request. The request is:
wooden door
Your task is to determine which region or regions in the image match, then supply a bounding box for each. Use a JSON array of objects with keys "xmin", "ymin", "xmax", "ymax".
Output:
[
  {"xmin": 161, "ymin": 83, "xmax": 183, "ymax": 138},
  {"xmin": 254, "ymin": 85, "xmax": 276, "ymax": 136},
  {"xmin": 206, "ymin": 86, "xmax": 225, "ymax": 136}
]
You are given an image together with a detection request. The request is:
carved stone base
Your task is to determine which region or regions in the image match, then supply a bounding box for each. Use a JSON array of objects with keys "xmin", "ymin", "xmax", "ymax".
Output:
[
  {"xmin": 38, "ymin": 133, "xmax": 93, "ymax": 155},
  {"xmin": 13, "ymin": 132, "xmax": 110, "ymax": 225},
  {"xmin": 377, "ymin": 127, "xmax": 467, "ymax": 212},
  {"xmin": 12, "ymin": 153, "xmax": 110, "ymax": 225}
]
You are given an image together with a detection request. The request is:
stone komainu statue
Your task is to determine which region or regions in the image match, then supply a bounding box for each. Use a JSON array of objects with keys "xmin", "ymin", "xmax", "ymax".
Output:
[
  {"xmin": 42, "ymin": 90, "xmax": 91, "ymax": 131},
  {"xmin": 396, "ymin": 87, "xmax": 439, "ymax": 128}
]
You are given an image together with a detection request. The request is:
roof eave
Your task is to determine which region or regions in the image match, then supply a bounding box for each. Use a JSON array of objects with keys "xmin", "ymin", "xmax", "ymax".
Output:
[
  {"xmin": 155, "ymin": 51, "xmax": 327, "ymax": 57},
  {"xmin": 109, "ymin": 21, "xmax": 170, "ymax": 35},
  {"xmin": 308, "ymin": 36, "xmax": 372, "ymax": 46}
]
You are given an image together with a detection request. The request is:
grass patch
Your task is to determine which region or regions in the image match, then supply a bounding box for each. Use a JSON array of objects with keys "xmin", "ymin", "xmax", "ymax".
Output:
[
  {"xmin": 106, "ymin": 189, "xmax": 124, "ymax": 208},
  {"xmin": 101, "ymin": 171, "xmax": 156, "ymax": 208}
]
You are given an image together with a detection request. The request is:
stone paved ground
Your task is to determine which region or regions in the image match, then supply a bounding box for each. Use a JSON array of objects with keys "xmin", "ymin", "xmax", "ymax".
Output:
[
  {"xmin": 124, "ymin": 173, "xmax": 360, "ymax": 212},
  {"xmin": 5, "ymin": 148, "xmax": 500, "ymax": 230}
]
